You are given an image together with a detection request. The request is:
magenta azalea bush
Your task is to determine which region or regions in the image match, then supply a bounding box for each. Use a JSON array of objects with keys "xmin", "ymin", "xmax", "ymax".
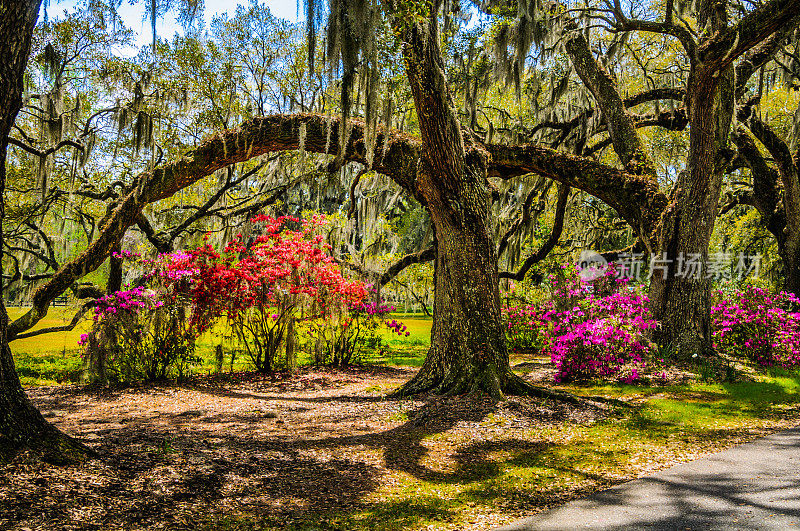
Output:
[
  {"xmin": 502, "ymin": 303, "xmax": 549, "ymax": 354},
  {"xmin": 712, "ymin": 286, "xmax": 800, "ymax": 368},
  {"xmin": 81, "ymin": 252, "xmax": 204, "ymax": 383},
  {"xmin": 504, "ymin": 265, "xmax": 657, "ymax": 383}
]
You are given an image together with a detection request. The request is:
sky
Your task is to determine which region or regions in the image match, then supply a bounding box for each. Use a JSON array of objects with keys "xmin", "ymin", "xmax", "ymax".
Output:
[{"xmin": 46, "ymin": 0, "xmax": 302, "ymax": 51}]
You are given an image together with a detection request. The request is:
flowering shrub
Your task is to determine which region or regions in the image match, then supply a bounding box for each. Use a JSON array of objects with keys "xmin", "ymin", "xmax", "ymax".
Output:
[
  {"xmin": 503, "ymin": 264, "xmax": 656, "ymax": 383},
  {"xmin": 81, "ymin": 259, "xmax": 201, "ymax": 383},
  {"xmin": 502, "ymin": 303, "xmax": 550, "ymax": 354},
  {"xmin": 309, "ymin": 297, "xmax": 408, "ymax": 366},
  {"xmin": 712, "ymin": 286, "xmax": 800, "ymax": 368},
  {"xmin": 82, "ymin": 215, "xmax": 410, "ymax": 378},
  {"xmin": 216, "ymin": 215, "xmax": 371, "ymax": 371}
]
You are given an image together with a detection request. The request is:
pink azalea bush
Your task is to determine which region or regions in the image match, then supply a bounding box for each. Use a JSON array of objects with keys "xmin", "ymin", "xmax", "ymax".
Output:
[
  {"xmin": 712, "ymin": 285, "xmax": 800, "ymax": 368},
  {"xmin": 503, "ymin": 264, "xmax": 657, "ymax": 383},
  {"xmin": 81, "ymin": 252, "xmax": 206, "ymax": 383}
]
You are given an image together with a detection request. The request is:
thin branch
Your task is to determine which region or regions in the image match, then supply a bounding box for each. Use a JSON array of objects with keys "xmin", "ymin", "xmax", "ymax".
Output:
[{"xmin": 500, "ymin": 185, "xmax": 571, "ymax": 281}]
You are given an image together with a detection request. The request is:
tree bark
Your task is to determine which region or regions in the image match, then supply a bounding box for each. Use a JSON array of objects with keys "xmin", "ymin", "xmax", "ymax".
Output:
[
  {"xmin": 0, "ymin": 0, "xmax": 89, "ymax": 463},
  {"xmin": 384, "ymin": 13, "xmax": 510, "ymax": 397},
  {"xmin": 649, "ymin": 9, "xmax": 737, "ymax": 356},
  {"xmin": 784, "ymin": 249, "xmax": 800, "ymax": 295},
  {"xmin": 384, "ymin": 11, "xmax": 582, "ymax": 401},
  {"xmin": 732, "ymin": 125, "xmax": 800, "ymax": 295}
]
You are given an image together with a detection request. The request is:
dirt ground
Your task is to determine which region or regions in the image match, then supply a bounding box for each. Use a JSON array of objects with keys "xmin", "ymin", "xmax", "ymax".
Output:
[{"xmin": 0, "ymin": 366, "xmax": 609, "ymax": 531}]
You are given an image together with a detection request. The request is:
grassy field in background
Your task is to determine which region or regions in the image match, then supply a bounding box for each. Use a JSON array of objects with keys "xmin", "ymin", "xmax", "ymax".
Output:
[
  {"xmin": 7, "ymin": 306, "xmax": 433, "ymax": 386},
  {"xmin": 7, "ymin": 307, "xmax": 90, "ymax": 386}
]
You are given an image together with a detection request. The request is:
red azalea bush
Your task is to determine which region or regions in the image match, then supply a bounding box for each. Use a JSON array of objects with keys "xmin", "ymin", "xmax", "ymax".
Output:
[
  {"xmin": 217, "ymin": 214, "xmax": 370, "ymax": 372},
  {"xmin": 82, "ymin": 214, "xmax": 408, "ymax": 380},
  {"xmin": 712, "ymin": 285, "xmax": 800, "ymax": 368}
]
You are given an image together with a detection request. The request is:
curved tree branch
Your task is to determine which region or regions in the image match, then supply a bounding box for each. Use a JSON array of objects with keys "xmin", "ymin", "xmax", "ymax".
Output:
[
  {"xmin": 486, "ymin": 142, "xmax": 668, "ymax": 246},
  {"xmin": 8, "ymin": 113, "xmax": 421, "ymax": 340},
  {"xmin": 701, "ymin": 0, "xmax": 800, "ymax": 71},
  {"xmin": 379, "ymin": 246, "xmax": 437, "ymax": 286}
]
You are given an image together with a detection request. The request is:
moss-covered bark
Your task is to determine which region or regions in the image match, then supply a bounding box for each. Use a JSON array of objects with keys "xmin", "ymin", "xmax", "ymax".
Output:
[{"xmin": 649, "ymin": 4, "xmax": 738, "ymax": 356}]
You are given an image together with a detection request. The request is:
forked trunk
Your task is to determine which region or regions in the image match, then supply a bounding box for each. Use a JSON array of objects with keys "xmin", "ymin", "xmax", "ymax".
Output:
[
  {"xmin": 391, "ymin": 164, "xmax": 576, "ymax": 401},
  {"xmin": 392, "ymin": 167, "xmax": 510, "ymax": 397},
  {"xmin": 389, "ymin": 15, "xmax": 587, "ymax": 402}
]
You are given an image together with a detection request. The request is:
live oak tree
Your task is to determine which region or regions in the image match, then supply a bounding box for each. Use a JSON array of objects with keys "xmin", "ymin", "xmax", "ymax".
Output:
[
  {"xmin": 3, "ymin": 0, "xmax": 800, "ymax": 458},
  {"xmin": 485, "ymin": 0, "xmax": 800, "ymax": 354}
]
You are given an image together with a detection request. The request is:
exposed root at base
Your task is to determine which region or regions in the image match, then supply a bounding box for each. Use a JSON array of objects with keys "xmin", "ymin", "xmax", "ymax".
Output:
[
  {"xmin": 388, "ymin": 368, "xmax": 611, "ymax": 410},
  {"xmin": 1, "ymin": 425, "xmax": 96, "ymax": 466}
]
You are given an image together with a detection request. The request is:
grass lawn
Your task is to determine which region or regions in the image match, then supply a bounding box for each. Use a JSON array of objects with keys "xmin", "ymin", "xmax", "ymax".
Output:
[{"xmin": 7, "ymin": 307, "xmax": 90, "ymax": 386}]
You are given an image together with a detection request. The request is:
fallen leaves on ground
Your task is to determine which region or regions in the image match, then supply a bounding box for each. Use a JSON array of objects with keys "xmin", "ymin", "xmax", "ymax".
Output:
[{"xmin": 1, "ymin": 365, "xmax": 797, "ymax": 530}]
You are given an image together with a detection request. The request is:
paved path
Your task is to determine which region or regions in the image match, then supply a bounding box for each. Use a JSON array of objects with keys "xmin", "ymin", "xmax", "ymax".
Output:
[{"xmin": 496, "ymin": 428, "xmax": 800, "ymax": 530}]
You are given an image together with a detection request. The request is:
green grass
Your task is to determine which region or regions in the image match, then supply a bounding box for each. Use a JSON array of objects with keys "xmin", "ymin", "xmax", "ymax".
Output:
[
  {"xmin": 379, "ymin": 317, "xmax": 432, "ymax": 342},
  {"xmin": 7, "ymin": 307, "xmax": 91, "ymax": 385}
]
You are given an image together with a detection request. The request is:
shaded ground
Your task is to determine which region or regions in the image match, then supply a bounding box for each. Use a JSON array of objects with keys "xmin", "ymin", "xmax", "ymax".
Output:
[
  {"xmin": 2, "ymin": 364, "xmax": 800, "ymax": 530},
  {"xmin": 0, "ymin": 366, "xmax": 598, "ymax": 530},
  {"xmin": 498, "ymin": 427, "xmax": 800, "ymax": 530}
]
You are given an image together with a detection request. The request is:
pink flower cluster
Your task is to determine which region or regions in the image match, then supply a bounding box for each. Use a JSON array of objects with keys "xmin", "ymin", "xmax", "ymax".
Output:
[
  {"xmin": 111, "ymin": 250, "xmax": 141, "ymax": 259},
  {"xmin": 502, "ymin": 303, "xmax": 550, "ymax": 353},
  {"xmin": 80, "ymin": 286, "xmax": 163, "ymax": 346},
  {"xmin": 91, "ymin": 286, "xmax": 162, "ymax": 321},
  {"xmin": 503, "ymin": 265, "xmax": 656, "ymax": 383},
  {"xmin": 358, "ymin": 301, "xmax": 396, "ymax": 316},
  {"xmin": 386, "ymin": 318, "xmax": 410, "ymax": 336},
  {"xmin": 712, "ymin": 286, "xmax": 800, "ymax": 368}
]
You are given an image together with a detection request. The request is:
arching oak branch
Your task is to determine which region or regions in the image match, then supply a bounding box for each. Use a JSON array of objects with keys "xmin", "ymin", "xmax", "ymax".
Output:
[
  {"xmin": 9, "ymin": 113, "xmax": 421, "ymax": 340},
  {"xmin": 8, "ymin": 113, "xmax": 668, "ymax": 340}
]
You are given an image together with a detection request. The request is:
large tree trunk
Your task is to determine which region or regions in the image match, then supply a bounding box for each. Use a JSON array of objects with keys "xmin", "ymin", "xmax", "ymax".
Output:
[
  {"xmin": 649, "ymin": 8, "xmax": 737, "ymax": 356},
  {"xmin": 391, "ymin": 161, "xmax": 581, "ymax": 402},
  {"xmin": 0, "ymin": 316, "xmax": 86, "ymax": 463},
  {"xmin": 392, "ymin": 160, "xmax": 514, "ymax": 398},
  {"xmin": 388, "ymin": 14, "xmax": 580, "ymax": 401},
  {"xmin": 0, "ymin": 0, "xmax": 88, "ymax": 462}
]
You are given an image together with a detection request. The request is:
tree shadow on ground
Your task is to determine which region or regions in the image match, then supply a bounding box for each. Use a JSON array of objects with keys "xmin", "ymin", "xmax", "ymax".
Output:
[{"xmin": 3, "ymin": 383, "xmax": 598, "ymax": 530}]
